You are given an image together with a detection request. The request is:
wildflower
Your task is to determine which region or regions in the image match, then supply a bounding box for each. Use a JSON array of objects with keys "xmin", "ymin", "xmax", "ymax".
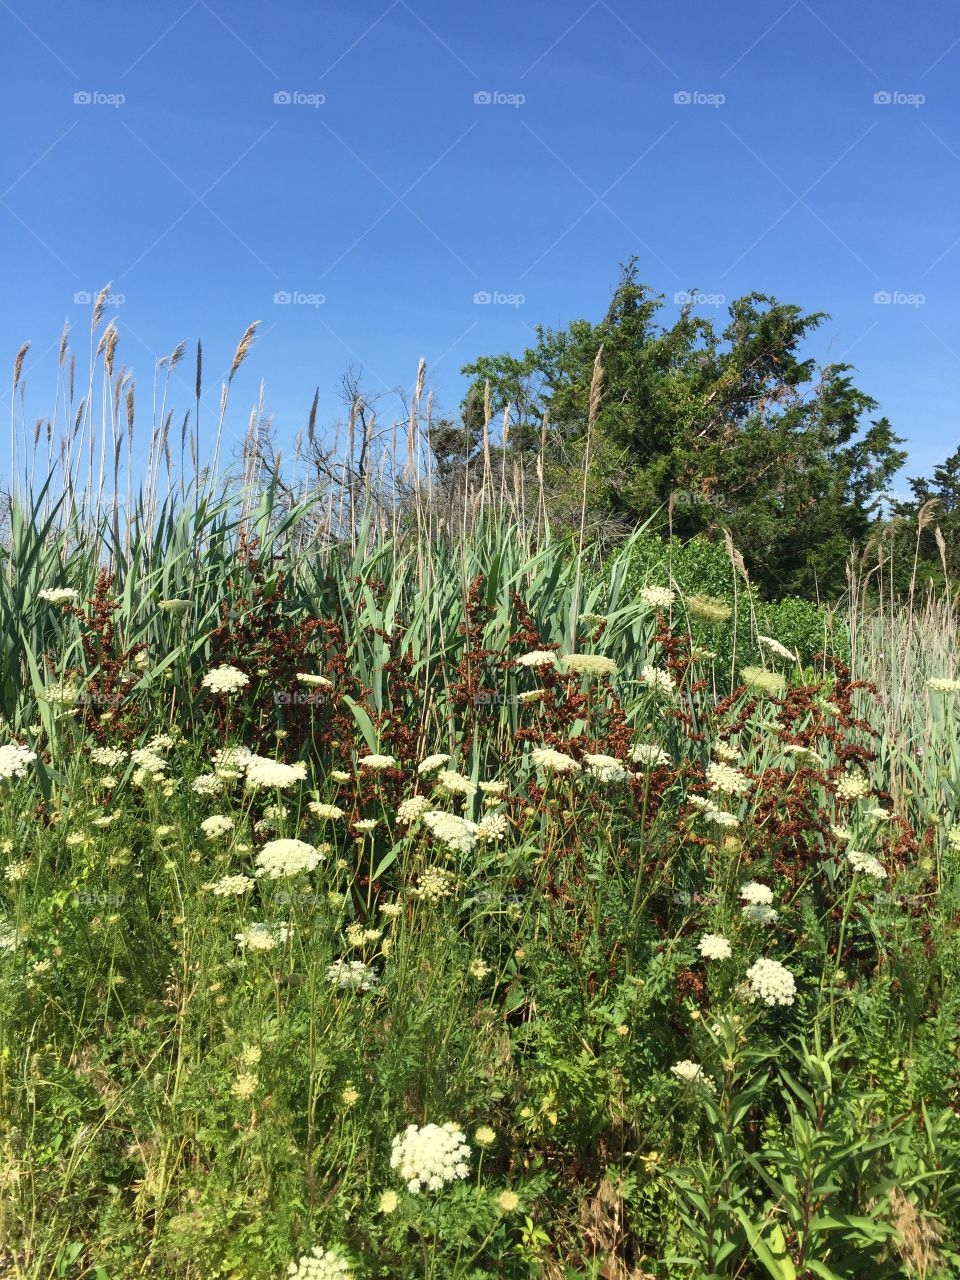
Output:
[
  {"xmin": 390, "ymin": 1122, "xmax": 471, "ymax": 1193},
  {"xmin": 326, "ymin": 959, "xmax": 378, "ymax": 991},
  {"xmin": 158, "ymin": 598, "xmax": 190, "ymax": 613},
  {"xmin": 474, "ymin": 1125, "xmax": 496, "ymax": 1146},
  {"xmin": 476, "ymin": 813, "xmax": 508, "ymax": 841},
  {"xmin": 707, "ymin": 761, "xmax": 752, "ymax": 796},
  {"xmin": 515, "ymin": 650, "xmax": 556, "ymax": 668},
  {"xmin": 629, "ymin": 743, "xmax": 670, "ymax": 768},
  {"xmin": 239, "ymin": 1045, "xmax": 262, "ymax": 1067},
  {"xmin": 927, "ymin": 677, "xmax": 960, "ymax": 694},
  {"xmin": 0, "ymin": 744, "xmax": 38, "ymax": 780},
  {"xmin": 380, "ymin": 901, "xmax": 402, "ymax": 918},
  {"xmin": 331, "ymin": 769, "xmax": 351, "ymax": 783},
  {"xmin": 286, "ymin": 1245, "xmax": 355, "ymax": 1280},
  {"xmin": 244, "ymin": 756, "xmax": 307, "ymax": 789},
  {"xmin": 469, "ymin": 959, "xmax": 491, "ymax": 979},
  {"xmin": 234, "ymin": 922, "xmax": 290, "ymax": 952},
  {"xmin": 411, "ymin": 867, "xmax": 457, "ymax": 901},
  {"xmin": 579, "ymin": 611, "xmax": 606, "ymax": 626},
  {"xmin": 831, "ymin": 824, "xmax": 852, "ymax": 841},
  {"xmin": 200, "ymin": 815, "xmax": 234, "ymax": 839},
  {"xmin": 865, "ymin": 807, "xmax": 891, "ymax": 822},
  {"xmin": 358, "ymin": 754, "xmax": 396, "ymax": 771},
  {"xmin": 422, "ymin": 810, "xmax": 478, "ymax": 854},
  {"xmin": 4, "ymin": 860, "xmax": 29, "ymax": 883},
  {"xmin": 191, "ymin": 774, "xmax": 223, "ymax": 796},
  {"xmin": 0, "ymin": 921, "xmax": 20, "ymax": 952},
  {"xmin": 417, "ymin": 753, "xmax": 449, "ymax": 775},
  {"xmin": 341, "ymin": 1086, "xmax": 360, "ymax": 1106},
  {"xmin": 516, "ymin": 689, "xmax": 544, "ymax": 704},
  {"xmin": 478, "ymin": 780, "xmax": 507, "ymax": 795},
  {"xmin": 758, "ymin": 634, "xmax": 799, "ymax": 662},
  {"xmin": 309, "ymin": 802, "xmax": 345, "ymax": 820},
  {"xmin": 436, "ymin": 769, "xmax": 477, "ymax": 797},
  {"xmin": 740, "ymin": 881, "xmax": 773, "ymax": 906},
  {"xmin": 584, "ymin": 752, "xmax": 629, "ymax": 782},
  {"xmin": 640, "ymin": 585, "xmax": 675, "ymax": 609},
  {"xmin": 397, "ymin": 795, "xmax": 431, "ymax": 825},
  {"xmin": 783, "ymin": 744, "xmax": 824, "ymax": 765},
  {"xmin": 38, "ymin": 587, "xmax": 78, "ymax": 604},
  {"xmin": 847, "ymin": 851, "xmax": 887, "ymax": 881},
  {"xmin": 231, "ymin": 1073, "xmax": 258, "ymax": 1100},
  {"xmin": 201, "ymin": 665, "xmax": 249, "ymax": 694},
  {"xmin": 296, "ymin": 673, "xmax": 333, "ymax": 687},
  {"xmin": 89, "ymin": 746, "xmax": 127, "ymax": 767},
  {"xmin": 836, "ymin": 771, "xmax": 870, "ymax": 801},
  {"xmin": 353, "ymin": 818, "xmax": 378, "ymax": 834},
  {"xmin": 698, "ymin": 933, "xmax": 732, "ymax": 960},
  {"xmin": 254, "ymin": 838, "xmax": 324, "ymax": 879},
  {"xmin": 741, "ymin": 666, "xmax": 786, "ymax": 696},
  {"xmin": 670, "ymin": 1060, "xmax": 716, "ymax": 1091},
  {"xmin": 685, "ymin": 594, "xmax": 732, "ymax": 624},
  {"xmin": 745, "ymin": 957, "xmax": 796, "ymax": 1006},
  {"xmin": 560, "ymin": 653, "xmax": 617, "ymax": 677},
  {"xmin": 530, "ymin": 747, "xmax": 580, "ymax": 774},
  {"xmin": 742, "ymin": 903, "xmax": 778, "ymax": 925},
  {"xmin": 378, "ymin": 1189, "xmax": 399, "ymax": 1214},
  {"xmin": 641, "ymin": 665, "xmax": 675, "ymax": 695}
]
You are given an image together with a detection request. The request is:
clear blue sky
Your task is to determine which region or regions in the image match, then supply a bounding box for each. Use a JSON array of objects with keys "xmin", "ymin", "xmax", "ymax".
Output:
[{"xmin": 2, "ymin": 0, "xmax": 958, "ymax": 488}]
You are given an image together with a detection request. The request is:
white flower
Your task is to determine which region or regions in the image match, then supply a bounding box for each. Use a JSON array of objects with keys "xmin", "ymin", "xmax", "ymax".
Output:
[
  {"xmin": 629, "ymin": 743, "xmax": 670, "ymax": 768},
  {"xmin": 411, "ymin": 867, "xmax": 457, "ymax": 901},
  {"xmin": 417, "ymin": 753, "xmax": 449, "ymax": 774},
  {"xmin": 865, "ymin": 807, "xmax": 891, "ymax": 823},
  {"xmin": 927, "ymin": 677, "xmax": 960, "ymax": 694},
  {"xmin": 530, "ymin": 747, "xmax": 580, "ymax": 774},
  {"xmin": 0, "ymin": 920, "xmax": 21, "ymax": 952},
  {"xmin": 712, "ymin": 741, "xmax": 740, "ymax": 763},
  {"xmin": 745, "ymin": 957, "xmax": 796, "ymax": 1006},
  {"xmin": 698, "ymin": 933, "xmax": 732, "ymax": 960},
  {"xmin": 309, "ymin": 802, "xmax": 345, "ymax": 820},
  {"xmin": 359, "ymin": 753, "xmax": 396, "ymax": 771},
  {"xmin": 397, "ymin": 795, "xmax": 432, "ymax": 825},
  {"xmin": 234, "ymin": 922, "xmax": 290, "ymax": 952},
  {"xmin": 670, "ymin": 1060, "xmax": 715, "ymax": 1091},
  {"xmin": 158, "ymin": 598, "xmax": 190, "ymax": 614},
  {"xmin": 476, "ymin": 813, "xmax": 508, "ymax": 841},
  {"xmin": 38, "ymin": 587, "xmax": 78, "ymax": 604},
  {"xmin": 0, "ymin": 744, "xmax": 38, "ymax": 781},
  {"xmin": 244, "ymin": 756, "xmax": 307, "ymax": 789},
  {"xmin": 478, "ymin": 780, "xmax": 507, "ymax": 795},
  {"xmin": 783, "ymin": 744, "xmax": 824, "ymax": 765},
  {"xmin": 203, "ymin": 874, "xmax": 254, "ymax": 896},
  {"xmin": 436, "ymin": 769, "xmax": 477, "ymax": 797},
  {"xmin": 200, "ymin": 815, "xmax": 234, "ymax": 839},
  {"xmin": 201, "ymin": 665, "xmax": 249, "ymax": 694},
  {"xmin": 213, "ymin": 745, "xmax": 255, "ymax": 778},
  {"xmin": 707, "ymin": 761, "xmax": 752, "ymax": 796},
  {"xmin": 326, "ymin": 958, "xmax": 378, "ymax": 991},
  {"xmin": 191, "ymin": 774, "xmax": 223, "ymax": 796},
  {"xmin": 739, "ymin": 881, "xmax": 773, "ymax": 906},
  {"xmin": 640, "ymin": 586, "xmax": 675, "ymax": 609},
  {"xmin": 836, "ymin": 772, "xmax": 870, "ymax": 801},
  {"xmin": 89, "ymin": 746, "xmax": 127, "ymax": 767},
  {"xmin": 584, "ymin": 752, "xmax": 629, "ymax": 782},
  {"xmin": 295, "ymin": 673, "xmax": 333, "ymax": 688},
  {"xmin": 559, "ymin": 653, "xmax": 617, "ymax": 677},
  {"xmin": 758, "ymin": 634, "xmax": 799, "ymax": 662},
  {"xmin": 286, "ymin": 1244, "xmax": 355, "ymax": 1280},
  {"xmin": 255, "ymin": 838, "xmax": 323, "ymax": 879},
  {"xmin": 390, "ymin": 1122, "xmax": 471, "ymax": 1193},
  {"xmin": 515, "ymin": 650, "xmax": 557, "ymax": 668},
  {"xmin": 353, "ymin": 818, "xmax": 378, "ymax": 834},
  {"xmin": 846, "ymin": 851, "xmax": 887, "ymax": 881},
  {"xmin": 742, "ymin": 903, "xmax": 779, "ymax": 925},
  {"xmin": 641, "ymin": 665, "xmax": 675, "ymax": 695},
  {"xmin": 422, "ymin": 811, "xmax": 478, "ymax": 854}
]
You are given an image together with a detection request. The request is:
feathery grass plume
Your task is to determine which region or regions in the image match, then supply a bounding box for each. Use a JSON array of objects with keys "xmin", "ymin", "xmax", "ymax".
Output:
[
  {"xmin": 308, "ymin": 387, "xmax": 319, "ymax": 448},
  {"xmin": 229, "ymin": 321, "xmax": 259, "ymax": 383},
  {"xmin": 58, "ymin": 322, "xmax": 70, "ymax": 366},
  {"xmin": 572, "ymin": 344, "xmax": 604, "ymax": 636},
  {"xmin": 13, "ymin": 341, "xmax": 30, "ymax": 392},
  {"xmin": 91, "ymin": 283, "xmax": 112, "ymax": 329},
  {"xmin": 934, "ymin": 525, "xmax": 948, "ymax": 583}
]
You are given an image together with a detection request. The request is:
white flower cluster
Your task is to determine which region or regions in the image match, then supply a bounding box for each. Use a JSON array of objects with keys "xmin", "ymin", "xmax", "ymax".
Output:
[
  {"xmin": 739, "ymin": 881, "xmax": 773, "ymax": 906},
  {"xmin": 584, "ymin": 752, "xmax": 629, "ymax": 782},
  {"xmin": 640, "ymin": 585, "xmax": 675, "ymax": 609},
  {"xmin": 245, "ymin": 756, "xmax": 307, "ymax": 789},
  {"xmin": 191, "ymin": 773, "xmax": 224, "ymax": 796},
  {"xmin": 745, "ymin": 957, "xmax": 796, "ymax": 1006},
  {"xmin": 234, "ymin": 922, "xmax": 291, "ymax": 952},
  {"xmin": 0, "ymin": 744, "xmax": 37, "ymax": 781},
  {"xmin": 412, "ymin": 867, "xmax": 457, "ymax": 901},
  {"xmin": 0, "ymin": 920, "xmax": 21, "ymax": 952},
  {"xmin": 629, "ymin": 743, "xmax": 670, "ymax": 768},
  {"xmin": 927, "ymin": 677, "xmax": 960, "ymax": 694},
  {"xmin": 712, "ymin": 741, "xmax": 740, "ymax": 763},
  {"xmin": 390, "ymin": 1122, "xmax": 471, "ymax": 1193},
  {"xmin": 758, "ymin": 634, "xmax": 799, "ymax": 662},
  {"xmin": 214, "ymin": 745, "xmax": 255, "ymax": 778},
  {"xmin": 309, "ymin": 802, "xmax": 345, "ymax": 820},
  {"xmin": 295, "ymin": 673, "xmax": 333, "ymax": 688},
  {"xmin": 670, "ymin": 1059, "xmax": 715, "ymax": 1091},
  {"xmin": 846, "ymin": 850, "xmax": 887, "ymax": 881},
  {"xmin": 286, "ymin": 1244, "xmax": 355, "ymax": 1280},
  {"xmin": 254, "ymin": 838, "xmax": 324, "ymax": 879},
  {"xmin": 783, "ymin": 744, "xmax": 824, "ymax": 765},
  {"xmin": 418, "ymin": 753, "xmax": 449, "ymax": 774},
  {"xmin": 836, "ymin": 772, "xmax": 870, "ymax": 801},
  {"xmin": 397, "ymin": 795, "xmax": 432, "ymax": 825},
  {"xmin": 201, "ymin": 664, "xmax": 249, "ymax": 694},
  {"xmin": 530, "ymin": 747, "xmax": 580, "ymax": 774},
  {"xmin": 641, "ymin": 665, "xmax": 675, "ymax": 695},
  {"xmin": 201, "ymin": 815, "xmax": 234, "ymax": 839},
  {"xmin": 359, "ymin": 753, "xmax": 396, "ymax": 771},
  {"xmin": 698, "ymin": 933, "xmax": 732, "ymax": 960},
  {"xmin": 203, "ymin": 874, "xmax": 254, "ymax": 896},
  {"xmin": 515, "ymin": 650, "xmax": 556, "ymax": 668},
  {"xmin": 476, "ymin": 813, "xmax": 508, "ymax": 841},
  {"xmin": 690, "ymin": 795, "xmax": 740, "ymax": 827},
  {"xmin": 422, "ymin": 811, "xmax": 478, "ymax": 854},
  {"xmin": 742, "ymin": 903, "xmax": 778, "ymax": 925},
  {"xmin": 706, "ymin": 761, "xmax": 752, "ymax": 796},
  {"xmin": 89, "ymin": 746, "xmax": 127, "ymax": 767},
  {"xmin": 326, "ymin": 959, "xmax": 378, "ymax": 991},
  {"xmin": 559, "ymin": 653, "xmax": 617, "ymax": 677},
  {"xmin": 436, "ymin": 769, "xmax": 477, "ymax": 797},
  {"xmin": 38, "ymin": 587, "xmax": 78, "ymax": 604}
]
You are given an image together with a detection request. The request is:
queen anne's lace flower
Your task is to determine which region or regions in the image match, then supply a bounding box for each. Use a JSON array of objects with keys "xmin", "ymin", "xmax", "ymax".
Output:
[
  {"xmin": 296, "ymin": 673, "xmax": 333, "ymax": 688},
  {"xmin": 530, "ymin": 747, "xmax": 580, "ymax": 774},
  {"xmin": 234, "ymin": 922, "xmax": 290, "ymax": 952},
  {"xmin": 203, "ymin": 874, "xmax": 254, "ymax": 896},
  {"xmin": 326, "ymin": 959, "xmax": 378, "ymax": 991},
  {"xmin": 742, "ymin": 903, "xmax": 778, "ymax": 925},
  {"xmin": 685, "ymin": 594, "xmax": 732, "ymax": 624},
  {"xmin": 846, "ymin": 850, "xmax": 887, "ymax": 881},
  {"xmin": 640, "ymin": 585, "xmax": 675, "ymax": 609},
  {"xmin": 629, "ymin": 743, "xmax": 670, "ymax": 768},
  {"xmin": 0, "ymin": 744, "xmax": 37, "ymax": 780},
  {"xmin": 359, "ymin": 753, "xmax": 396, "ymax": 771},
  {"xmin": 201, "ymin": 815, "xmax": 234, "ymax": 838},
  {"xmin": 927, "ymin": 677, "xmax": 960, "ymax": 694},
  {"xmin": 783, "ymin": 744, "xmax": 824, "ymax": 765},
  {"xmin": 436, "ymin": 769, "xmax": 477, "ymax": 797},
  {"xmin": 89, "ymin": 746, "xmax": 127, "ymax": 767},
  {"xmin": 515, "ymin": 650, "xmax": 557, "ymax": 668},
  {"xmin": 560, "ymin": 653, "xmax": 617, "ymax": 677},
  {"xmin": 418, "ymin": 753, "xmax": 449, "ymax": 774},
  {"xmin": 38, "ymin": 587, "xmax": 78, "ymax": 604},
  {"xmin": 641, "ymin": 665, "xmax": 675, "ymax": 695},
  {"xmin": 255, "ymin": 838, "xmax": 323, "ymax": 878},
  {"xmin": 836, "ymin": 771, "xmax": 870, "ymax": 801},
  {"xmin": 758, "ymin": 634, "xmax": 799, "ymax": 662},
  {"xmin": 476, "ymin": 812, "xmax": 508, "ymax": 841},
  {"xmin": 244, "ymin": 756, "xmax": 307, "ymax": 789},
  {"xmin": 397, "ymin": 795, "xmax": 432, "ymax": 825},
  {"xmin": 741, "ymin": 666, "xmax": 786, "ymax": 696},
  {"xmin": 745, "ymin": 957, "xmax": 796, "ymax": 1006},
  {"xmin": 584, "ymin": 752, "xmax": 629, "ymax": 782},
  {"xmin": 310, "ymin": 802, "xmax": 345, "ymax": 820},
  {"xmin": 707, "ymin": 761, "xmax": 752, "ymax": 796},
  {"xmin": 740, "ymin": 881, "xmax": 773, "ymax": 906},
  {"xmin": 412, "ymin": 867, "xmax": 457, "ymax": 901},
  {"xmin": 201, "ymin": 665, "xmax": 249, "ymax": 694},
  {"xmin": 390, "ymin": 1122, "xmax": 471, "ymax": 1193},
  {"xmin": 286, "ymin": 1244, "xmax": 356, "ymax": 1280},
  {"xmin": 422, "ymin": 811, "xmax": 478, "ymax": 854},
  {"xmin": 698, "ymin": 934, "xmax": 732, "ymax": 960},
  {"xmin": 670, "ymin": 1060, "xmax": 716, "ymax": 1091}
]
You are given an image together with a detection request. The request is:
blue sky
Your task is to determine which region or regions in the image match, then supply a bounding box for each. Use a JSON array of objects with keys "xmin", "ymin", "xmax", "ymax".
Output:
[{"xmin": 2, "ymin": 0, "xmax": 958, "ymax": 488}]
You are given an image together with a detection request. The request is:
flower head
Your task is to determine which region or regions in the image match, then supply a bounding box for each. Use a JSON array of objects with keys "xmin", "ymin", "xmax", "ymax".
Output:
[
  {"xmin": 698, "ymin": 933, "xmax": 732, "ymax": 960},
  {"xmin": 390, "ymin": 1122, "xmax": 471, "ymax": 1193},
  {"xmin": 846, "ymin": 850, "xmax": 887, "ymax": 881},
  {"xmin": 515, "ymin": 650, "xmax": 557, "ymax": 668},
  {"xmin": 359, "ymin": 753, "xmax": 396, "ymax": 771},
  {"xmin": 0, "ymin": 744, "xmax": 38, "ymax": 781},
  {"xmin": 560, "ymin": 653, "xmax": 617, "ymax": 678},
  {"xmin": 201, "ymin": 665, "xmax": 249, "ymax": 694},
  {"xmin": 38, "ymin": 588, "xmax": 78, "ymax": 604},
  {"xmin": 745, "ymin": 957, "xmax": 796, "ymax": 1006},
  {"xmin": 640, "ymin": 585, "xmax": 675, "ymax": 609},
  {"xmin": 530, "ymin": 747, "xmax": 580, "ymax": 775},
  {"xmin": 254, "ymin": 838, "xmax": 323, "ymax": 879}
]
